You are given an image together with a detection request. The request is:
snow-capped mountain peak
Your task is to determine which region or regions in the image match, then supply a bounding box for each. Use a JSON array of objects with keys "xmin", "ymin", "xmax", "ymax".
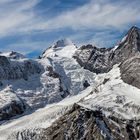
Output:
[
  {"xmin": 0, "ymin": 51, "xmax": 25, "ymax": 60},
  {"xmin": 41, "ymin": 38, "xmax": 77, "ymax": 58},
  {"xmin": 52, "ymin": 38, "xmax": 74, "ymax": 48},
  {"xmin": 112, "ymin": 26, "xmax": 140, "ymax": 51}
]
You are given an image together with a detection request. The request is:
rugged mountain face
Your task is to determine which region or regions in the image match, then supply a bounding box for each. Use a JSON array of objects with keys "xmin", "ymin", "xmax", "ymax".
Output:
[
  {"xmin": 109, "ymin": 26, "xmax": 140, "ymax": 65},
  {"xmin": 74, "ymin": 26, "xmax": 140, "ymax": 74},
  {"xmin": 73, "ymin": 45, "xmax": 111, "ymax": 73},
  {"xmin": 120, "ymin": 56, "xmax": 140, "ymax": 89},
  {"xmin": 42, "ymin": 104, "xmax": 140, "ymax": 140},
  {"xmin": 0, "ymin": 27, "xmax": 140, "ymax": 140},
  {"xmin": 0, "ymin": 39, "xmax": 95, "ymax": 122},
  {"xmin": 39, "ymin": 39, "xmax": 95, "ymax": 97},
  {"xmin": 0, "ymin": 56, "xmax": 42, "ymax": 120}
]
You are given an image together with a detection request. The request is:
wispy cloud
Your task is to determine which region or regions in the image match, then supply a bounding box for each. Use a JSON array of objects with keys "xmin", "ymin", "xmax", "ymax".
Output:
[
  {"xmin": 0, "ymin": 0, "xmax": 41, "ymax": 37},
  {"xmin": 2, "ymin": 40, "xmax": 50, "ymax": 54},
  {"xmin": 0, "ymin": 0, "xmax": 140, "ymax": 56},
  {"xmin": 0, "ymin": 0, "xmax": 140, "ymax": 37},
  {"xmin": 44, "ymin": 0, "xmax": 140, "ymax": 30}
]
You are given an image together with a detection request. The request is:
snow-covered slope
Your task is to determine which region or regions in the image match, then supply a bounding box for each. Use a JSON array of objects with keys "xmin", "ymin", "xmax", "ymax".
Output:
[
  {"xmin": 41, "ymin": 38, "xmax": 77, "ymax": 58},
  {"xmin": 0, "ymin": 38, "xmax": 96, "ymax": 122},
  {"xmin": 41, "ymin": 64, "xmax": 140, "ymax": 140},
  {"xmin": 79, "ymin": 65, "xmax": 140, "ymax": 120}
]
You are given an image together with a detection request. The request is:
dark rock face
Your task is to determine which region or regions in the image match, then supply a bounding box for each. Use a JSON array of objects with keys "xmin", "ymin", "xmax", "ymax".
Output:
[
  {"xmin": 46, "ymin": 65, "xmax": 70, "ymax": 101},
  {"xmin": 109, "ymin": 26, "xmax": 140, "ymax": 65},
  {"xmin": 120, "ymin": 56, "xmax": 140, "ymax": 89},
  {"xmin": 47, "ymin": 66, "xmax": 60, "ymax": 78},
  {"xmin": 0, "ymin": 99, "xmax": 26, "ymax": 121},
  {"xmin": 41, "ymin": 104, "xmax": 140, "ymax": 140},
  {"xmin": 0, "ymin": 56, "xmax": 10, "ymax": 66},
  {"xmin": 73, "ymin": 45, "xmax": 111, "ymax": 73},
  {"xmin": 74, "ymin": 26, "xmax": 140, "ymax": 74}
]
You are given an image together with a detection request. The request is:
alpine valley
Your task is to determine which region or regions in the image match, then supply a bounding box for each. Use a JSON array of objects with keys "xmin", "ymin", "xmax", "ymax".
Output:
[{"xmin": 0, "ymin": 26, "xmax": 140, "ymax": 140}]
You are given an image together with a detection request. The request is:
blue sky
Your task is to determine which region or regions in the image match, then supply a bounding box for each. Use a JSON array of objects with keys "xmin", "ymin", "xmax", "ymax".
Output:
[{"xmin": 0, "ymin": 0, "xmax": 140, "ymax": 58}]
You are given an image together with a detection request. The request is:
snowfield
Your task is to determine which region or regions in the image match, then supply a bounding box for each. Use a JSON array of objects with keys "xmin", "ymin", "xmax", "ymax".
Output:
[{"xmin": 79, "ymin": 65, "xmax": 140, "ymax": 120}]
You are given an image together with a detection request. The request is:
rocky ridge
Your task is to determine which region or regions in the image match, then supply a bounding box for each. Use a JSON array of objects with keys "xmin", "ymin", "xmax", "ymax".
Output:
[{"xmin": 74, "ymin": 26, "xmax": 140, "ymax": 74}]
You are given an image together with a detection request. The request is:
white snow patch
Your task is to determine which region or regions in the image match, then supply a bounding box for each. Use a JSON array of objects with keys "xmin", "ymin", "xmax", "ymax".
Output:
[
  {"xmin": 120, "ymin": 35, "xmax": 127, "ymax": 43},
  {"xmin": 79, "ymin": 65, "xmax": 140, "ymax": 120},
  {"xmin": 112, "ymin": 45, "xmax": 119, "ymax": 51}
]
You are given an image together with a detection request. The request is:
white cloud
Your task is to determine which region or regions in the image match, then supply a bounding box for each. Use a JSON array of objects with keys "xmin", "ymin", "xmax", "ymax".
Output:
[
  {"xmin": 68, "ymin": 29, "xmax": 120, "ymax": 48},
  {"xmin": 0, "ymin": 0, "xmax": 41, "ymax": 37},
  {"xmin": 43, "ymin": 0, "xmax": 140, "ymax": 30},
  {"xmin": 0, "ymin": 0, "xmax": 140, "ymax": 37}
]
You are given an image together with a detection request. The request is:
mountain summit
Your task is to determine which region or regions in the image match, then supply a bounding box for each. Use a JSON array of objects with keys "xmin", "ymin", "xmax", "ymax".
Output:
[
  {"xmin": 41, "ymin": 38, "xmax": 77, "ymax": 58},
  {"xmin": 52, "ymin": 38, "xmax": 74, "ymax": 48}
]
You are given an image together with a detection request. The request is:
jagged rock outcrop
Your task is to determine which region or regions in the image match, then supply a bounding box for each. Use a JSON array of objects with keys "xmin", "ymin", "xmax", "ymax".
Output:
[
  {"xmin": 109, "ymin": 26, "xmax": 140, "ymax": 65},
  {"xmin": 74, "ymin": 26, "xmax": 140, "ymax": 74},
  {"xmin": 42, "ymin": 104, "xmax": 140, "ymax": 140},
  {"xmin": 73, "ymin": 45, "xmax": 111, "ymax": 73},
  {"xmin": 0, "ymin": 56, "xmax": 42, "ymax": 80},
  {"xmin": 0, "ymin": 100, "xmax": 26, "ymax": 121}
]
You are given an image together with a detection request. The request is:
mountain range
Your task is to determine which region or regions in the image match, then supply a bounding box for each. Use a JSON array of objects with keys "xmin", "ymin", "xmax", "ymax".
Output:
[{"xmin": 0, "ymin": 26, "xmax": 140, "ymax": 140}]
